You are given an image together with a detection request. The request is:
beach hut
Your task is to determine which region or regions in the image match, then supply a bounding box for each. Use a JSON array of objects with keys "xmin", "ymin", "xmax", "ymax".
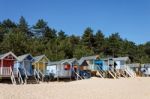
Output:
[
  {"xmin": 46, "ymin": 58, "xmax": 80, "ymax": 81},
  {"xmin": 113, "ymin": 57, "xmax": 136, "ymax": 77},
  {"xmin": 33, "ymin": 55, "xmax": 49, "ymax": 81},
  {"xmin": 78, "ymin": 56, "xmax": 115, "ymax": 78},
  {"xmin": 113, "ymin": 57, "xmax": 130, "ymax": 70},
  {"xmin": 0, "ymin": 51, "xmax": 22, "ymax": 84},
  {"xmin": 100, "ymin": 58, "xmax": 114, "ymax": 71},
  {"xmin": 33, "ymin": 55, "xmax": 49, "ymax": 74},
  {"xmin": 78, "ymin": 56, "xmax": 101, "ymax": 78},
  {"xmin": 97, "ymin": 57, "xmax": 116, "ymax": 78},
  {"xmin": 141, "ymin": 64, "xmax": 150, "ymax": 76},
  {"xmin": 127, "ymin": 63, "xmax": 141, "ymax": 76},
  {"xmin": 16, "ymin": 54, "xmax": 39, "ymax": 84},
  {"xmin": 78, "ymin": 55, "xmax": 100, "ymax": 71}
]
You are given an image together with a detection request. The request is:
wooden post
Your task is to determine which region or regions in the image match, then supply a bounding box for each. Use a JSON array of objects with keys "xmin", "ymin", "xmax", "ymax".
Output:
[
  {"xmin": 77, "ymin": 66, "xmax": 79, "ymax": 80},
  {"xmin": 43, "ymin": 62, "xmax": 45, "ymax": 74},
  {"xmin": 38, "ymin": 63, "xmax": 39, "ymax": 73},
  {"xmin": 42, "ymin": 62, "xmax": 45, "ymax": 81},
  {"xmin": 57, "ymin": 65, "xmax": 59, "ymax": 82},
  {"xmin": 1, "ymin": 59, "xmax": 3, "ymax": 75},
  {"xmin": 70, "ymin": 63, "xmax": 72, "ymax": 81}
]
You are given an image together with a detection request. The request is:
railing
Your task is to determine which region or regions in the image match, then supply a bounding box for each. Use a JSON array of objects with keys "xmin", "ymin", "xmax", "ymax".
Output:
[
  {"xmin": 33, "ymin": 69, "xmax": 40, "ymax": 83},
  {"xmin": 18, "ymin": 69, "xmax": 23, "ymax": 84},
  {"xmin": 126, "ymin": 66, "xmax": 136, "ymax": 77},
  {"xmin": 13, "ymin": 68, "xmax": 18, "ymax": 77},
  {"xmin": 9, "ymin": 67, "xmax": 16, "ymax": 84},
  {"xmin": 0, "ymin": 67, "xmax": 11, "ymax": 76},
  {"xmin": 23, "ymin": 67, "xmax": 28, "ymax": 79},
  {"xmin": 38, "ymin": 70, "xmax": 45, "ymax": 81},
  {"xmin": 0, "ymin": 67, "xmax": 24, "ymax": 84}
]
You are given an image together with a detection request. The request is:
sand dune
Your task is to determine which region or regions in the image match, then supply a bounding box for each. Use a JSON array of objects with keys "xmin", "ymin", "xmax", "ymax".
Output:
[{"xmin": 0, "ymin": 77, "xmax": 150, "ymax": 99}]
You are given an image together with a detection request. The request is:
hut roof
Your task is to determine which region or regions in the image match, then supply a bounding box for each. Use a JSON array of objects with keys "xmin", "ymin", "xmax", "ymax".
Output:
[
  {"xmin": 127, "ymin": 63, "xmax": 140, "ymax": 67},
  {"xmin": 0, "ymin": 51, "xmax": 18, "ymax": 60},
  {"xmin": 33, "ymin": 55, "xmax": 49, "ymax": 63},
  {"xmin": 48, "ymin": 61, "xmax": 62, "ymax": 65},
  {"xmin": 78, "ymin": 55, "xmax": 99, "ymax": 65},
  {"xmin": 48, "ymin": 58, "xmax": 78, "ymax": 66},
  {"xmin": 18, "ymin": 54, "xmax": 34, "ymax": 62},
  {"xmin": 142, "ymin": 64, "xmax": 150, "ymax": 68},
  {"xmin": 113, "ymin": 57, "xmax": 129, "ymax": 61}
]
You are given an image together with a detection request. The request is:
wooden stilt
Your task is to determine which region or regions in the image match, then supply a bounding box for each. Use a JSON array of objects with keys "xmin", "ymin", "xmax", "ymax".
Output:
[
  {"xmin": 96, "ymin": 70, "xmax": 104, "ymax": 78},
  {"xmin": 108, "ymin": 70, "xmax": 116, "ymax": 79}
]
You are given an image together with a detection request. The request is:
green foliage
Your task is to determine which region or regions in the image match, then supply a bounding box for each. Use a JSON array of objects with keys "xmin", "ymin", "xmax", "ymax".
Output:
[
  {"xmin": 1, "ymin": 28, "xmax": 28, "ymax": 55},
  {"xmin": 0, "ymin": 17, "xmax": 149, "ymax": 63},
  {"xmin": 94, "ymin": 30, "xmax": 105, "ymax": 54},
  {"xmin": 33, "ymin": 19, "xmax": 47, "ymax": 29},
  {"xmin": 82, "ymin": 27, "xmax": 95, "ymax": 51}
]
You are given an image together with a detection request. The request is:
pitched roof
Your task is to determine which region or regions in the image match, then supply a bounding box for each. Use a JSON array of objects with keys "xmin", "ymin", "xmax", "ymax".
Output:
[
  {"xmin": 78, "ymin": 55, "xmax": 98, "ymax": 65},
  {"xmin": 0, "ymin": 51, "xmax": 18, "ymax": 60},
  {"xmin": 48, "ymin": 58, "xmax": 78, "ymax": 66},
  {"xmin": 48, "ymin": 61, "xmax": 62, "ymax": 65},
  {"xmin": 33, "ymin": 55, "xmax": 49, "ymax": 63},
  {"xmin": 113, "ymin": 57, "xmax": 129, "ymax": 61},
  {"xmin": 18, "ymin": 54, "xmax": 33, "ymax": 62}
]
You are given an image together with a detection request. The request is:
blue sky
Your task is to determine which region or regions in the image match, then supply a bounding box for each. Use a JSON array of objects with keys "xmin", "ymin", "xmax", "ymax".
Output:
[{"xmin": 0, "ymin": 0, "xmax": 150, "ymax": 44}]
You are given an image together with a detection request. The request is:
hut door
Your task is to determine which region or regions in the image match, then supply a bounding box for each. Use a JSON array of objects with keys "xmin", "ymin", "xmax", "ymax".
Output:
[
  {"xmin": 116, "ymin": 61, "xmax": 120, "ymax": 69},
  {"xmin": 47, "ymin": 65, "xmax": 57, "ymax": 74},
  {"xmin": 24, "ymin": 61, "xmax": 32, "ymax": 76}
]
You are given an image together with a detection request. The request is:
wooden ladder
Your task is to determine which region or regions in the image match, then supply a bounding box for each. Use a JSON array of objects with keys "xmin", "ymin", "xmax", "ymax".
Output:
[
  {"xmin": 73, "ymin": 70, "xmax": 83, "ymax": 80},
  {"xmin": 13, "ymin": 68, "xmax": 24, "ymax": 84},
  {"xmin": 116, "ymin": 70, "xmax": 127, "ymax": 78},
  {"xmin": 33, "ymin": 69, "xmax": 40, "ymax": 83},
  {"xmin": 125, "ymin": 69, "xmax": 134, "ymax": 77},
  {"xmin": 38, "ymin": 70, "xmax": 45, "ymax": 81},
  {"xmin": 10, "ymin": 67, "xmax": 16, "ymax": 84},
  {"xmin": 125, "ymin": 69, "xmax": 132, "ymax": 77},
  {"xmin": 17, "ymin": 68, "xmax": 24, "ymax": 84},
  {"xmin": 108, "ymin": 70, "xmax": 116, "ymax": 79},
  {"xmin": 96, "ymin": 70, "xmax": 104, "ymax": 78},
  {"xmin": 112, "ymin": 70, "xmax": 120, "ymax": 78},
  {"xmin": 23, "ymin": 67, "xmax": 28, "ymax": 84}
]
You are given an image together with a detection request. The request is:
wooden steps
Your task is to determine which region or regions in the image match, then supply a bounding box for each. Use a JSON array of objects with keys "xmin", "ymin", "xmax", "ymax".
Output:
[
  {"xmin": 96, "ymin": 71, "xmax": 104, "ymax": 78},
  {"xmin": 108, "ymin": 70, "xmax": 116, "ymax": 79},
  {"xmin": 26, "ymin": 76, "xmax": 38, "ymax": 84}
]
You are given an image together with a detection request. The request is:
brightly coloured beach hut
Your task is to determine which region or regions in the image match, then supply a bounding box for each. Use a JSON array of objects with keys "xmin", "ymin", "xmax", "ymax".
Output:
[
  {"xmin": 33, "ymin": 55, "xmax": 49, "ymax": 74},
  {"xmin": 0, "ymin": 51, "xmax": 22, "ymax": 84},
  {"xmin": 78, "ymin": 56, "xmax": 100, "ymax": 78},
  {"xmin": 78, "ymin": 55, "xmax": 100, "ymax": 71},
  {"xmin": 33, "ymin": 55, "xmax": 49, "ymax": 81},
  {"xmin": 96, "ymin": 57, "xmax": 115, "ymax": 78},
  {"xmin": 16, "ymin": 54, "xmax": 39, "ymax": 84},
  {"xmin": 17, "ymin": 54, "xmax": 34, "ymax": 76}
]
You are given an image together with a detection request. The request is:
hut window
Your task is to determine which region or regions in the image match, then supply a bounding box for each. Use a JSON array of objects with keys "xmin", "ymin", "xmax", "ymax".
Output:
[
  {"xmin": 74, "ymin": 65, "xmax": 78, "ymax": 69},
  {"xmin": 64, "ymin": 64, "xmax": 71, "ymax": 70}
]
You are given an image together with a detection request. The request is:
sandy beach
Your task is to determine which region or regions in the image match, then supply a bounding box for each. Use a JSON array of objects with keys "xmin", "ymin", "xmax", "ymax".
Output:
[{"xmin": 0, "ymin": 77, "xmax": 150, "ymax": 99}]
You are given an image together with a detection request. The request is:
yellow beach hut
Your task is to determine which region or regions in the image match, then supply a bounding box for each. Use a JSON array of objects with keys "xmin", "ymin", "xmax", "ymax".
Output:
[{"xmin": 33, "ymin": 55, "xmax": 49, "ymax": 74}]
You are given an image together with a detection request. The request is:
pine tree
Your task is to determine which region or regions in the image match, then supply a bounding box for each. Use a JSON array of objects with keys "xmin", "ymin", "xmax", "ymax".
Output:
[{"xmin": 82, "ymin": 27, "xmax": 95, "ymax": 49}]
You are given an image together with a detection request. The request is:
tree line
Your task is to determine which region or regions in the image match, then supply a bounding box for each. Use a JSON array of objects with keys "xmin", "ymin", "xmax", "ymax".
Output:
[{"xmin": 0, "ymin": 16, "xmax": 149, "ymax": 63}]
